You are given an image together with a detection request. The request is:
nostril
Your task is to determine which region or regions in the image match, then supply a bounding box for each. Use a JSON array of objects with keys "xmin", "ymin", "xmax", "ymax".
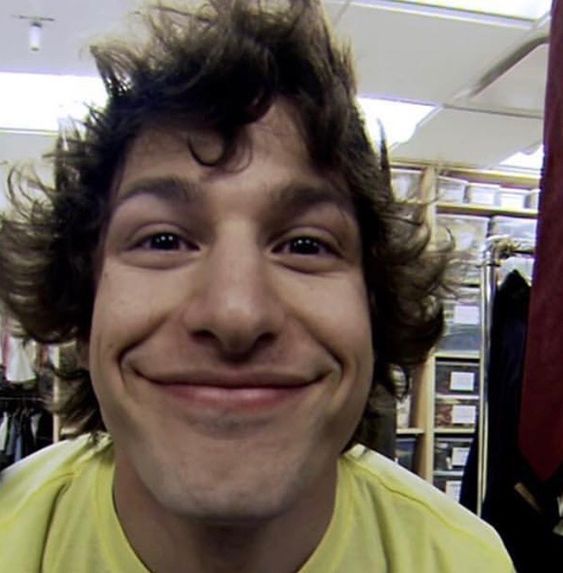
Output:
[
  {"xmin": 180, "ymin": 254, "xmax": 285, "ymax": 357},
  {"xmin": 192, "ymin": 328, "xmax": 277, "ymax": 361}
]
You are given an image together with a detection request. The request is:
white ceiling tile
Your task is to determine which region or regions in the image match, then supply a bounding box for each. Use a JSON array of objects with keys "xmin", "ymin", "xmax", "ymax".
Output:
[
  {"xmin": 325, "ymin": 0, "xmax": 351, "ymax": 22},
  {"xmin": 468, "ymin": 43, "xmax": 548, "ymax": 114},
  {"xmin": 391, "ymin": 108, "xmax": 543, "ymax": 167},
  {"xmin": 0, "ymin": 130, "xmax": 57, "ymax": 163},
  {"xmin": 0, "ymin": 0, "xmax": 551, "ymax": 171},
  {"xmin": 336, "ymin": 3, "xmax": 532, "ymax": 102},
  {"xmin": 386, "ymin": 0, "xmax": 552, "ymax": 21},
  {"xmin": 0, "ymin": 130, "xmax": 57, "ymax": 209}
]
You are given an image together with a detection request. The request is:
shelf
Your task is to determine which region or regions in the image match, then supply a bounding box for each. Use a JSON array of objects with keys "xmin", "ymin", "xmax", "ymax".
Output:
[
  {"xmin": 434, "ymin": 427, "xmax": 475, "ymax": 435},
  {"xmin": 433, "ymin": 470, "xmax": 465, "ymax": 477},
  {"xmin": 440, "ymin": 168, "xmax": 540, "ymax": 189},
  {"xmin": 397, "ymin": 427, "xmax": 424, "ymax": 435},
  {"xmin": 435, "ymin": 393, "xmax": 479, "ymax": 400},
  {"xmin": 437, "ymin": 202, "xmax": 538, "ymax": 219},
  {"xmin": 390, "ymin": 165, "xmax": 529, "ymax": 488},
  {"xmin": 434, "ymin": 350, "xmax": 480, "ymax": 361}
]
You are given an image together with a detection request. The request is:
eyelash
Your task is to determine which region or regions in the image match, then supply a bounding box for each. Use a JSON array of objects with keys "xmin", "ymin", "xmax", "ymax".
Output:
[
  {"xmin": 134, "ymin": 232, "xmax": 338, "ymax": 258},
  {"xmin": 274, "ymin": 236, "xmax": 336, "ymax": 256},
  {"xmin": 136, "ymin": 232, "xmax": 195, "ymax": 251}
]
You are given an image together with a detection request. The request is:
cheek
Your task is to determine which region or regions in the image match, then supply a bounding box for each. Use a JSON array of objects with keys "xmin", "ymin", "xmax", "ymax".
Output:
[
  {"xmin": 322, "ymin": 279, "xmax": 374, "ymax": 400},
  {"xmin": 303, "ymin": 275, "xmax": 373, "ymax": 361},
  {"xmin": 89, "ymin": 266, "xmax": 161, "ymax": 377},
  {"xmin": 285, "ymin": 273, "xmax": 374, "ymax": 396}
]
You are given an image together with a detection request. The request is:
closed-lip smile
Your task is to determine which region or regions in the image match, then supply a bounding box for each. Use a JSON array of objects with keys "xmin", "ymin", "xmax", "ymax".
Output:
[
  {"xmin": 138, "ymin": 369, "xmax": 322, "ymax": 411},
  {"xmin": 148, "ymin": 370, "xmax": 314, "ymax": 388}
]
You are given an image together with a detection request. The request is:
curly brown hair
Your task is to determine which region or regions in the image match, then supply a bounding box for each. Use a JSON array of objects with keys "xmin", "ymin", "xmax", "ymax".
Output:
[{"xmin": 0, "ymin": 0, "xmax": 448, "ymax": 448}]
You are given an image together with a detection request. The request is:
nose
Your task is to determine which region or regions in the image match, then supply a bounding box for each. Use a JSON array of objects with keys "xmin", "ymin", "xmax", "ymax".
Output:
[{"xmin": 182, "ymin": 235, "xmax": 285, "ymax": 359}]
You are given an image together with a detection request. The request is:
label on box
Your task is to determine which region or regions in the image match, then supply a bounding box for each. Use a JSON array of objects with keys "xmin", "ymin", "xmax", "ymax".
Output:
[
  {"xmin": 452, "ymin": 405, "xmax": 477, "ymax": 425},
  {"xmin": 452, "ymin": 447, "xmax": 470, "ymax": 467},
  {"xmin": 453, "ymin": 305, "xmax": 479, "ymax": 325},
  {"xmin": 450, "ymin": 371, "xmax": 475, "ymax": 392},
  {"xmin": 445, "ymin": 480, "xmax": 462, "ymax": 501}
]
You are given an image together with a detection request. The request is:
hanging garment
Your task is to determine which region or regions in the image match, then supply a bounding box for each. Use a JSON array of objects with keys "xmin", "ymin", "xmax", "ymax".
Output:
[
  {"xmin": 0, "ymin": 412, "xmax": 9, "ymax": 451},
  {"xmin": 33, "ymin": 410, "xmax": 53, "ymax": 452},
  {"xmin": 19, "ymin": 411, "xmax": 35, "ymax": 460},
  {"xmin": 461, "ymin": 270, "xmax": 563, "ymax": 571},
  {"xmin": 461, "ymin": 270, "xmax": 529, "ymax": 512},
  {"xmin": 0, "ymin": 399, "xmax": 52, "ymax": 471},
  {"xmin": 3, "ymin": 412, "xmax": 18, "ymax": 466},
  {"xmin": 519, "ymin": 0, "xmax": 563, "ymax": 491}
]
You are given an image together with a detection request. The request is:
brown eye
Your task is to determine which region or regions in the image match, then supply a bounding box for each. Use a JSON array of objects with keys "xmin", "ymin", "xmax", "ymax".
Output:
[
  {"xmin": 140, "ymin": 233, "xmax": 191, "ymax": 251},
  {"xmin": 150, "ymin": 233, "xmax": 181, "ymax": 250},
  {"xmin": 280, "ymin": 236, "xmax": 334, "ymax": 256},
  {"xmin": 289, "ymin": 237, "xmax": 322, "ymax": 254}
]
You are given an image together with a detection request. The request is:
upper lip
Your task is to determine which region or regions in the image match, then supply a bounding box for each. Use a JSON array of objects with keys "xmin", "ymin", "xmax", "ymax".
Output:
[{"xmin": 141, "ymin": 370, "xmax": 317, "ymax": 388}]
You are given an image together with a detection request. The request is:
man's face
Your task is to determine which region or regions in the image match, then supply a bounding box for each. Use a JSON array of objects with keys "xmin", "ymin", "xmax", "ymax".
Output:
[{"xmin": 89, "ymin": 102, "xmax": 374, "ymax": 524}]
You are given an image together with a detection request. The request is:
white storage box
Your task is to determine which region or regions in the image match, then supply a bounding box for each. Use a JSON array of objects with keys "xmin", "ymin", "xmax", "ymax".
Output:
[
  {"xmin": 436, "ymin": 215, "xmax": 489, "ymax": 255},
  {"xmin": 435, "ymin": 395, "xmax": 479, "ymax": 429},
  {"xmin": 465, "ymin": 183, "xmax": 500, "ymax": 206},
  {"xmin": 490, "ymin": 216, "xmax": 537, "ymax": 243},
  {"xmin": 437, "ymin": 176, "xmax": 467, "ymax": 204},
  {"xmin": 434, "ymin": 436, "xmax": 473, "ymax": 471},
  {"xmin": 497, "ymin": 187, "xmax": 529, "ymax": 210},
  {"xmin": 433, "ymin": 472, "xmax": 464, "ymax": 502},
  {"xmin": 391, "ymin": 168, "xmax": 422, "ymax": 201},
  {"xmin": 527, "ymin": 189, "xmax": 540, "ymax": 210},
  {"xmin": 437, "ymin": 215, "xmax": 488, "ymax": 284},
  {"xmin": 396, "ymin": 437, "xmax": 418, "ymax": 473},
  {"xmin": 437, "ymin": 288, "xmax": 481, "ymax": 354},
  {"xmin": 435, "ymin": 360, "xmax": 480, "ymax": 396}
]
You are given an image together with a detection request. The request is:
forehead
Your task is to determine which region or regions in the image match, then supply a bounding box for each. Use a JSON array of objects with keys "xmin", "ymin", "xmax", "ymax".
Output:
[{"xmin": 118, "ymin": 102, "xmax": 314, "ymax": 186}]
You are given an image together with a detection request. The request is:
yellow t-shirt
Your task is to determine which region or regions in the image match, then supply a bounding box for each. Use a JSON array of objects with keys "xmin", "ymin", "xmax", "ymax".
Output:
[{"xmin": 0, "ymin": 436, "xmax": 514, "ymax": 572}]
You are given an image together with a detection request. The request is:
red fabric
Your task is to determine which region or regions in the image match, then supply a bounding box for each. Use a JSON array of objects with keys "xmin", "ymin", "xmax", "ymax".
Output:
[{"xmin": 519, "ymin": 0, "xmax": 563, "ymax": 486}]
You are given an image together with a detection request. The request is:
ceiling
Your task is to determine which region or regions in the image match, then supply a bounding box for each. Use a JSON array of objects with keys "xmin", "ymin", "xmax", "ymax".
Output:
[{"xmin": 0, "ymin": 0, "xmax": 552, "ymax": 172}]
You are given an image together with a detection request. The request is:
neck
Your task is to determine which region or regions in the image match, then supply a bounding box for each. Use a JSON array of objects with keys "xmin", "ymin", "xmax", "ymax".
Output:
[{"xmin": 113, "ymin": 454, "xmax": 337, "ymax": 573}]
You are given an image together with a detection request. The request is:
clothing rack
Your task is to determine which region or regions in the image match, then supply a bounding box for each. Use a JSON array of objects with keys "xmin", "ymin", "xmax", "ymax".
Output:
[
  {"xmin": 477, "ymin": 235, "xmax": 535, "ymax": 516},
  {"xmin": 0, "ymin": 395, "xmax": 43, "ymax": 406}
]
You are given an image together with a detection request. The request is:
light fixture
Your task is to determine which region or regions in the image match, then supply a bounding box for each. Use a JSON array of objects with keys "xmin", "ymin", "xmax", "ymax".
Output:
[
  {"xmin": 12, "ymin": 14, "xmax": 55, "ymax": 53},
  {"xmin": 413, "ymin": 0, "xmax": 553, "ymax": 19},
  {"xmin": 357, "ymin": 96, "xmax": 435, "ymax": 146},
  {"xmin": 0, "ymin": 73, "xmax": 107, "ymax": 132},
  {"xmin": 359, "ymin": 0, "xmax": 552, "ymax": 20},
  {"xmin": 498, "ymin": 145, "xmax": 544, "ymax": 172},
  {"xmin": 29, "ymin": 21, "xmax": 42, "ymax": 52}
]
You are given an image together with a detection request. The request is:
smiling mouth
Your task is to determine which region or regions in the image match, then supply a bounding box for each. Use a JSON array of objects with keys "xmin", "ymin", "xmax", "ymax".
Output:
[
  {"xmin": 132, "ymin": 365, "xmax": 325, "ymax": 413},
  {"xmin": 156, "ymin": 383, "xmax": 310, "ymax": 411}
]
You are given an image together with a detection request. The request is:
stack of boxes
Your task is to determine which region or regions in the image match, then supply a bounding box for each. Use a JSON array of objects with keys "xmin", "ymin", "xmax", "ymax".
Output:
[
  {"xmin": 433, "ymin": 361, "xmax": 480, "ymax": 500},
  {"xmin": 391, "ymin": 168, "xmax": 539, "ymax": 501}
]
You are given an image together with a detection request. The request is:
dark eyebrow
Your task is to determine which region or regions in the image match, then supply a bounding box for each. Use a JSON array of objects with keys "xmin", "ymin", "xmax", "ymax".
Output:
[
  {"xmin": 269, "ymin": 182, "xmax": 355, "ymax": 219},
  {"xmin": 114, "ymin": 176, "xmax": 202, "ymax": 208},
  {"xmin": 113, "ymin": 175, "xmax": 354, "ymax": 217}
]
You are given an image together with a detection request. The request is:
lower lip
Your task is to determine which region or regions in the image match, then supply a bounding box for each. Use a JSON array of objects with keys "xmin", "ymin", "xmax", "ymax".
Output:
[{"xmin": 155, "ymin": 384, "xmax": 308, "ymax": 411}]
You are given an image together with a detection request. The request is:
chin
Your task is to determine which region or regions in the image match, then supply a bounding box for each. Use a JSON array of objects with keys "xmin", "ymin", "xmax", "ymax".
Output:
[
  {"xmin": 127, "ymin": 434, "xmax": 329, "ymax": 527},
  {"xmin": 152, "ymin": 470, "xmax": 302, "ymax": 525}
]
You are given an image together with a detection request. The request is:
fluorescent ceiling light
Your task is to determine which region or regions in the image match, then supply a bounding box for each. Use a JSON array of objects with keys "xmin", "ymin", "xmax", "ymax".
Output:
[
  {"xmin": 499, "ymin": 145, "xmax": 544, "ymax": 171},
  {"xmin": 357, "ymin": 96, "xmax": 434, "ymax": 146},
  {"xmin": 0, "ymin": 73, "xmax": 435, "ymax": 148},
  {"xmin": 392, "ymin": 0, "xmax": 552, "ymax": 20},
  {"xmin": 0, "ymin": 73, "xmax": 107, "ymax": 132}
]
